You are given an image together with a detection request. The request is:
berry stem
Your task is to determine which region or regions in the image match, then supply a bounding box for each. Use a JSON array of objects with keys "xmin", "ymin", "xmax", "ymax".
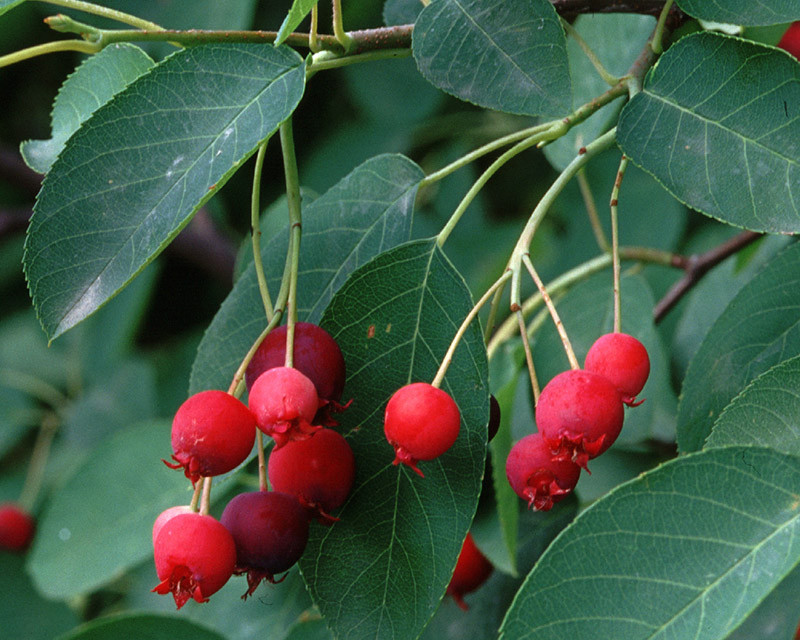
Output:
[
  {"xmin": 651, "ymin": 0, "xmax": 674, "ymax": 55},
  {"xmin": 189, "ymin": 481, "xmax": 203, "ymax": 512},
  {"xmin": 308, "ymin": 3, "xmax": 321, "ymax": 52},
  {"xmin": 332, "ymin": 0, "xmax": 355, "ymax": 53},
  {"xmin": 431, "ymin": 271, "xmax": 512, "ymax": 388},
  {"xmin": 577, "ymin": 169, "xmax": 609, "ymax": 252},
  {"xmin": 610, "ymin": 154, "xmax": 628, "ymax": 333},
  {"xmin": 199, "ymin": 477, "xmax": 212, "ymax": 516},
  {"xmin": 521, "ymin": 254, "xmax": 579, "ymax": 370},
  {"xmin": 257, "ymin": 431, "xmax": 268, "ymax": 492},
  {"xmin": 18, "ymin": 413, "xmax": 59, "ymax": 511},
  {"xmin": 227, "ymin": 311, "xmax": 285, "ymax": 396},
  {"xmin": 251, "ymin": 141, "xmax": 275, "ymax": 322},
  {"xmin": 516, "ymin": 310, "xmax": 541, "ymax": 403},
  {"xmin": 561, "ymin": 17, "xmax": 619, "ymax": 86},
  {"xmin": 33, "ymin": 0, "xmax": 165, "ymax": 31},
  {"xmin": 0, "ymin": 39, "xmax": 99, "ymax": 68}
]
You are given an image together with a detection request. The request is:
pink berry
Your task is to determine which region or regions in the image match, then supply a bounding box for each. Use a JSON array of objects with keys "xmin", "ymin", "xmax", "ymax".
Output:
[
  {"xmin": 505, "ymin": 433, "xmax": 581, "ymax": 510},
  {"xmin": 0, "ymin": 503, "xmax": 36, "ymax": 552},
  {"xmin": 778, "ymin": 21, "xmax": 800, "ymax": 59},
  {"xmin": 446, "ymin": 533, "xmax": 493, "ymax": 610},
  {"xmin": 152, "ymin": 512, "xmax": 236, "ymax": 609},
  {"xmin": 220, "ymin": 491, "xmax": 310, "ymax": 599},
  {"xmin": 536, "ymin": 369, "xmax": 624, "ymax": 471},
  {"xmin": 383, "ymin": 382, "xmax": 461, "ymax": 478},
  {"xmin": 164, "ymin": 390, "xmax": 256, "ymax": 485},
  {"xmin": 152, "ymin": 506, "xmax": 193, "ymax": 546},
  {"xmin": 248, "ymin": 367, "xmax": 321, "ymax": 449},
  {"xmin": 268, "ymin": 428, "xmax": 355, "ymax": 524},
  {"xmin": 584, "ymin": 332, "xmax": 650, "ymax": 406}
]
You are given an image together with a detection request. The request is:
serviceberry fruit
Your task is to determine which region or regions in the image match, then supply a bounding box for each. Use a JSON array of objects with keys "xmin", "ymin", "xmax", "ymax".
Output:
[
  {"xmin": 487, "ymin": 395, "xmax": 501, "ymax": 442},
  {"xmin": 245, "ymin": 322, "xmax": 346, "ymax": 406},
  {"xmin": 165, "ymin": 390, "xmax": 256, "ymax": 485},
  {"xmin": 536, "ymin": 369, "xmax": 624, "ymax": 471},
  {"xmin": 778, "ymin": 21, "xmax": 800, "ymax": 59},
  {"xmin": 152, "ymin": 505, "xmax": 193, "ymax": 546},
  {"xmin": 446, "ymin": 533, "xmax": 493, "ymax": 610},
  {"xmin": 0, "ymin": 503, "xmax": 36, "ymax": 552},
  {"xmin": 220, "ymin": 491, "xmax": 310, "ymax": 598},
  {"xmin": 248, "ymin": 366, "xmax": 320, "ymax": 448},
  {"xmin": 152, "ymin": 512, "xmax": 236, "ymax": 609},
  {"xmin": 268, "ymin": 428, "xmax": 355, "ymax": 524},
  {"xmin": 383, "ymin": 382, "xmax": 460, "ymax": 478},
  {"xmin": 505, "ymin": 433, "xmax": 581, "ymax": 510},
  {"xmin": 584, "ymin": 332, "xmax": 650, "ymax": 406}
]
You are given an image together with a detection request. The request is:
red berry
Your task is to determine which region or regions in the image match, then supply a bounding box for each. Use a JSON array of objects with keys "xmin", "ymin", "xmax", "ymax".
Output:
[
  {"xmin": 487, "ymin": 394, "xmax": 501, "ymax": 442},
  {"xmin": 0, "ymin": 503, "xmax": 36, "ymax": 552},
  {"xmin": 165, "ymin": 390, "xmax": 256, "ymax": 485},
  {"xmin": 584, "ymin": 332, "xmax": 650, "ymax": 406},
  {"xmin": 248, "ymin": 367, "xmax": 321, "ymax": 449},
  {"xmin": 536, "ymin": 369, "xmax": 624, "ymax": 471},
  {"xmin": 245, "ymin": 322, "xmax": 346, "ymax": 405},
  {"xmin": 778, "ymin": 21, "xmax": 800, "ymax": 59},
  {"xmin": 383, "ymin": 382, "xmax": 461, "ymax": 478},
  {"xmin": 446, "ymin": 533, "xmax": 493, "ymax": 610},
  {"xmin": 220, "ymin": 491, "xmax": 310, "ymax": 599},
  {"xmin": 152, "ymin": 512, "xmax": 236, "ymax": 609},
  {"xmin": 152, "ymin": 505, "xmax": 193, "ymax": 546},
  {"xmin": 505, "ymin": 433, "xmax": 581, "ymax": 510},
  {"xmin": 268, "ymin": 428, "xmax": 355, "ymax": 524}
]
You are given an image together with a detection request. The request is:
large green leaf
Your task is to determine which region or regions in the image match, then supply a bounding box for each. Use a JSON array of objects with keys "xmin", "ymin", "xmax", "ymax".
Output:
[
  {"xmin": 617, "ymin": 32, "xmax": 800, "ymax": 233},
  {"xmin": 301, "ymin": 238, "xmax": 489, "ymax": 640},
  {"xmin": 59, "ymin": 613, "xmax": 226, "ymax": 640},
  {"xmin": 499, "ymin": 446, "xmax": 800, "ymax": 640},
  {"xmin": 189, "ymin": 154, "xmax": 423, "ymax": 394},
  {"xmin": 0, "ymin": 0, "xmax": 24, "ymax": 17},
  {"xmin": 25, "ymin": 43, "xmax": 306, "ymax": 341},
  {"xmin": 677, "ymin": 241, "xmax": 800, "ymax": 453},
  {"xmin": 20, "ymin": 44, "xmax": 154, "ymax": 174},
  {"xmin": 27, "ymin": 420, "xmax": 192, "ymax": 599},
  {"xmin": 276, "ymin": 0, "xmax": 318, "ymax": 45},
  {"xmin": 675, "ymin": 0, "xmax": 800, "ymax": 26},
  {"xmin": 412, "ymin": 0, "xmax": 571, "ymax": 117}
]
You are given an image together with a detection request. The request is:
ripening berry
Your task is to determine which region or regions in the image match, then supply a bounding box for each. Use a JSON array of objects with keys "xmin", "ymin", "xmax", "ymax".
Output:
[
  {"xmin": 778, "ymin": 21, "xmax": 800, "ymax": 60},
  {"xmin": 0, "ymin": 503, "xmax": 36, "ymax": 552},
  {"xmin": 152, "ymin": 505, "xmax": 193, "ymax": 546},
  {"xmin": 584, "ymin": 332, "xmax": 650, "ymax": 406},
  {"xmin": 383, "ymin": 382, "xmax": 461, "ymax": 478},
  {"xmin": 152, "ymin": 512, "xmax": 236, "ymax": 609},
  {"xmin": 220, "ymin": 491, "xmax": 310, "ymax": 599},
  {"xmin": 164, "ymin": 390, "xmax": 256, "ymax": 485},
  {"xmin": 248, "ymin": 367, "xmax": 321, "ymax": 449},
  {"xmin": 536, "ymin": 369, "xmax": 624, "ymax": 471},
  {"xmin": 505, "ymin": 433, "xmax": 581, "ymax": 510},
  {"xmin": 268, "ymin": 428, "xmax": 355, "ymax": 524},
  {"xmin": 446, "ymin": 533, "xmax": 493, "ymax": 610}
]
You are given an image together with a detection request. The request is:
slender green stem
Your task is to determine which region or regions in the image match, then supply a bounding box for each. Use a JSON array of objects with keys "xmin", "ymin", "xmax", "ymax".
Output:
[
  {"xmin": 257, "ymin": 432, "xmax": 268, "ymax": 492},
  {"xmin": 651, "ymin": 0, "xmax": 674, "ymax": 55},
  {"xmin": 18, "ymin": 413, "xmax": 59, "ymax": 511},
  {"xmin": 577, "ymin": 169, "xmax": 609, "ymax": 252},
  {"xmin": 251, "ymin": 142, "xmax": 275, "ymax": 322},
  {"xmin": 483, "ymin": 280, "xmax": 508, "ymax": 344},
  {"xmin": 431, "ymin": 271, "xmax": 512, "ymax": 388},
  {"xmin": 189, "ymin": 482, "xmax": 203, "ymax": 512},
  {"xmin": 332, "ymin": 0, "xmax": 355, "ymax": 52},
  {"xmin": 33, "ymin": 0, "xmax": 165, "ymax": 30},
  {"xmin": 307, "ymin": 48, "xmax": 410, "ymax": 75},
  {"xmin": 561, "ymin": 18, "xmax": 618, "ymax": 86},
  {"xmin": 610, "ymin": 155, "xmax": 629, "ymax": 333},
  {"xmin": 309, "ymin": 3, "xmax": 321, "ymax": 52},
  {"xmin": 0, "ymin": 369, "xmax": 68, "ymax": 410},
  {"xmin": 516, "ymin": 310, "xmax": 541, "ymax": 404},
  {"xmin": 227, "ymin": 312, "xmax": 285, "ymax": 396},
  {"xmin": 0, "ymin": 39, "xmax": 99, "ymax": 68},
  {"xmin": 199, "ymin": 477, "xmax": 212, "ymax": 515},
  {"xmin": 280, "ymin": 118, "xmax": 303, "ymax": 369}
]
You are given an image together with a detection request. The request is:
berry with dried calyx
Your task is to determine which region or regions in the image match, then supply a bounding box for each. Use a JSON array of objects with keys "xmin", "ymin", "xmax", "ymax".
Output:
[
  {"xmin": 505, "ymin": 433, "xmax": 581, "ymax": 510},
  {"xmin": 0, "ymin": 503, "xmax": 36, "ymax": 552},
  {"xmin": 383, "ymin": 382, "xmax": 461, "ymax": 478},
  {"xmin": 446, "ymin": 533, "xmax": 493, "ymax": 610},
  {"xmin": 585, "ymin": 332, "xmax": 650, "ymax": 406}
]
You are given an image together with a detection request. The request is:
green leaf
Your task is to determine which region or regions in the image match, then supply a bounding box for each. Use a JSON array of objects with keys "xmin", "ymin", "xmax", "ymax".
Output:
[
  {"xmin": 383, "ymin": 0, "xmax": 421, "ymax": 26},
  {"xmin": 499, "ymin": 446, "xmax": 800, "ymax": 640},
  {"xmin": 412, "ymin": 0, "xmax": 571, "ymax": 117},
  {"xmin": 58, "ymin": 613, "xmax": 226, "ymax": 640},
  {"xmin": 276, "ymin": 0, "xmax": 318, "ymax": 45},
  {"xmin": 677, "ymin": 241, "xmax": 800, "ymax": 453},
  {"xmin": 705, "ymin": 355, "xmax": 800, "ymax": 454},
  {"xmin": 617, "ymin": 32, "xmax": 800, "ymax": 233},
  {"xmin": 284, "ymin": 618, "xmax": 334, "ymax": 640},
  {"xmin": 189, "ymin": 154, "xmax": 423, "ymax": 394},
  {"xmin": 675, "ymin": 0, "xmax": 800, "ymax": 26},
  {"xmin": 0, "ymin": 0, "xmax": 25, "ymax": 18},
  {"xmin": 20, "ymin": 44, "xmax": 154, "ymax": 174},
  {"xmin": 24, "ymin": 43, "xmax": 306, "ymax": 341},
  {"xmin": 302, "ymin": 238, "xmax": 489, "ymax": 640},
  {"xmin": 725, "ymin": 564, "xmax": 800, "ymax": 640},
  {"xmin": 28, "ymin": 420, "xmax": 192, "ymax": 599}
]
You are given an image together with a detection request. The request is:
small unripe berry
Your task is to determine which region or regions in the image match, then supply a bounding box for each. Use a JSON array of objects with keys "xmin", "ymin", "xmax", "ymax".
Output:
[
  {"xmin": 536, "ymin": 369, "xmax": 624, "ymax": 471},
  {"xmin": 165, "ymin": 390, "xmax": 256, "ymax": 484},
  {"xmin": 778, "ymin": 21, "xmax": 800, "ymax": 60},
  {"xmin": 152, "ymin": 512, "xmax": 236, "ymax": 609},
  {"xmin": 220, "ymin": 491, "xmax": 310, "ymax": 598},
  {"xmin": 446, "ymin": 533, "xmax": 493, "ymax": 610},
  {"xmin": 505, "ymin": 433, "xmax": 581, "ymax": 510},
  {"xmin": 383, "ymin": 382, "xmax": 461, "ymax": 478},
  {"xmin": 585, "ymin": 332, "xmax": 650, "ymax": 406},
  {"xmin": 0, "ymin": 503, "xmax": 36, "ymax": 552},
  {"xmin": 268, "ymin": 428, "xmax": 355, "ymax": 524},
  {"xmin": 152, "ymin": 505, "xmax": 193, "ymax": 546},
  {"xmin": 248, "ymin": 367, "xmax": 320, "ymax": 449}
]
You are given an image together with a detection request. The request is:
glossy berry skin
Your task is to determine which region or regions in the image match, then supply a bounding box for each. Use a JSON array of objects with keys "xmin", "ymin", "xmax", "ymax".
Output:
[
  {"xmin": 248, "ymin": 367, "xmax": 320, "ymax": 449},
  {"xmin": 778, "ymin": 21, "xmax": 800, "ymax": 59},
  {"xmin": 165, "ymin": 390, "xmax": 256, "ymax": 485},
  {"xmin": 585, "ymin": 332, "xmax": 650, "ymax": 406},
  {"xmin": 505, "ymin": 433, "xmax": 581, "ymax": 510},
  {"xmin": 245, "ymin": 322, "xmax": 346, "ymax": 405},
  {"xmin": 0, "ymin": 503, "xmax": 36, "ymax": 552},
  {"xmin": 152, "ymin": 512, "xmax": 236, "ymax": 609},
  {"xmin": 487, "ymin": 395, "xmax": 501, "ymax": 442},
  {"xmin": 383, "ymin": 382, "xmax": 461, "ymax": 478},
  {"xmin": 152, "ymin": 505, "xmax": 193, "ymax": 546},
  {"xmin": 446, "ymin": 533, "xmax": 493, "ymax": 610},
  {"xmin": 268, "ymin": 428, "xmax": 355, "ymax": 524},
  {"xmin": 536, "ymin": 369, "xmax": 624, "ymax": 471},
  {"xmin": 220, "ymin": 491, "xmax": 310, "ymax": 598}
]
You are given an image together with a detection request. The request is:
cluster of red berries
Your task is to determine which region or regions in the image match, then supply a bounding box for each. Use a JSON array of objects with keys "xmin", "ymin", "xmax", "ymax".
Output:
[
  {"xmin": 153, "ymin": 323, "xmax": 355, "ymax": 608},
  {"xmin": 0, "ymin": 503, "xmax": 36, "ymax": 553},
  {"xmin": 506, "ymin": 332, "xmax": 650, "ymax": 511}
]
